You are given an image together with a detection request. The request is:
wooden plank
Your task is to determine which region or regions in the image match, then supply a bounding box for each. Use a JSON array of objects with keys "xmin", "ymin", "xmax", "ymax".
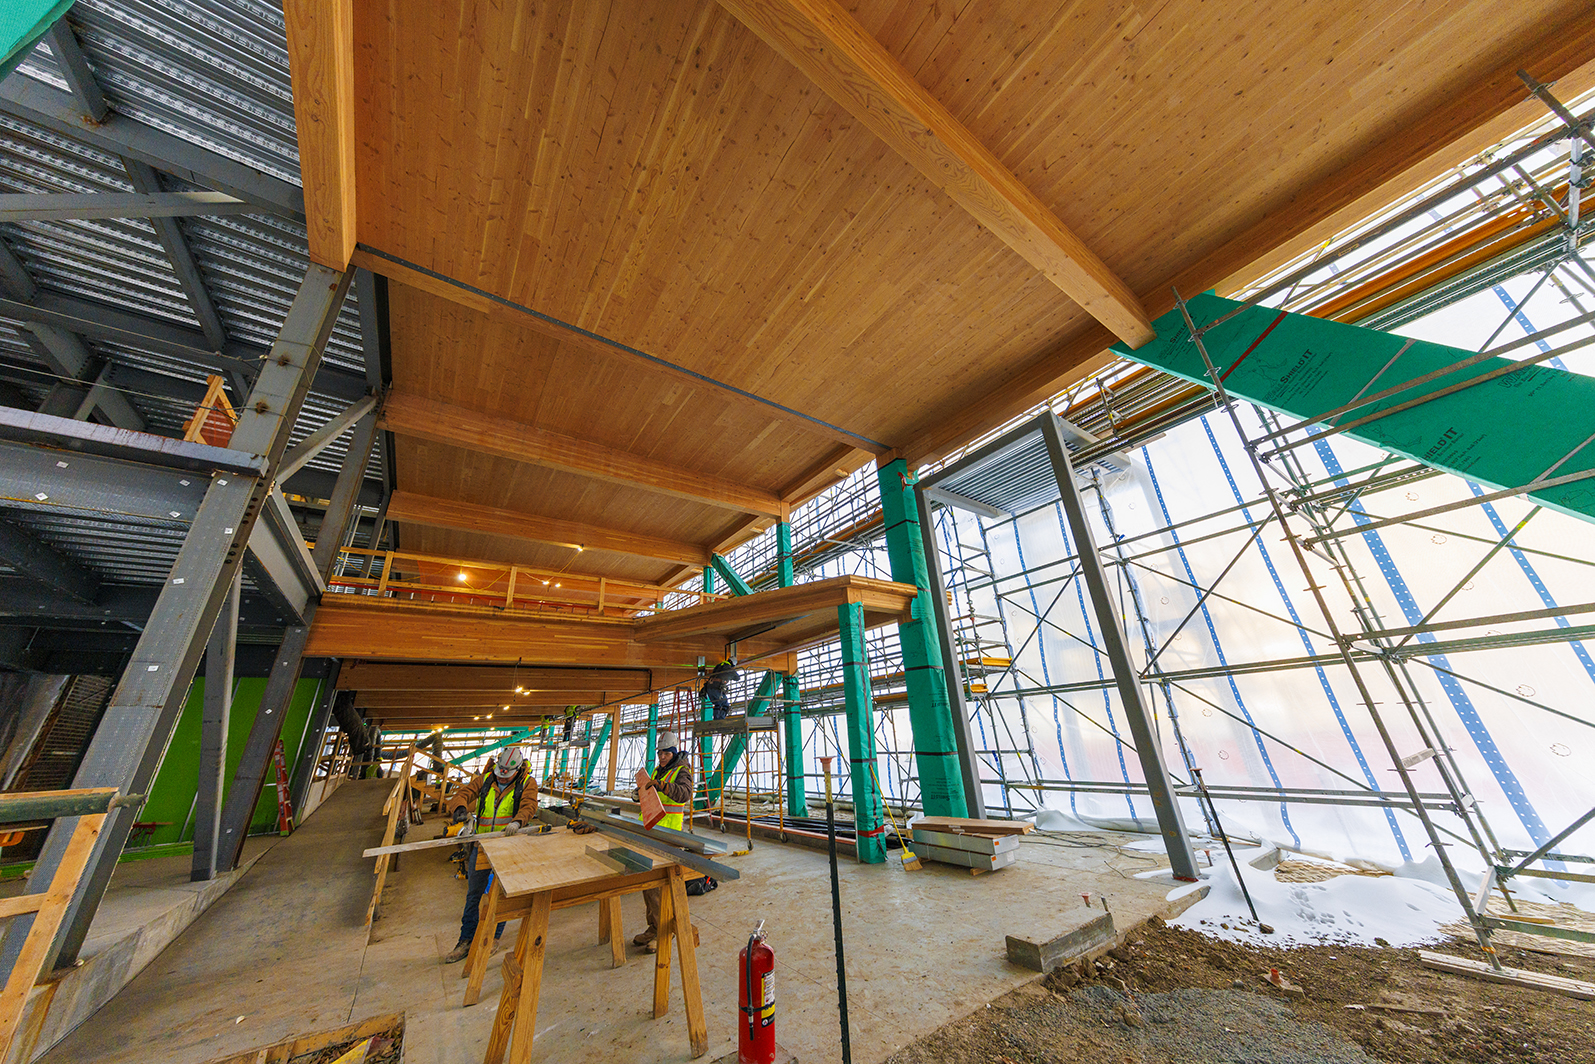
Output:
[
  {"xmin": 479, "ymin": 831, "xmax": 678, "ymax": 898},
  {"xmin": 462, "ymin": 882, "xmax": 502, "ymax": 1005},
  {"xmin": 652, "ymin": 878, "xmax": 675, "ymax": 1020},
  {"xmin": 363, "ymin": 829, "xmax": 508, "ymax": 858},
  {"xmin": 1418, "ymin": 949, "xmax": 1595, "ymax": 1000},
  {"xmin": 382, "ymin": 393, "xmax": 784, "ymax": 517},
  {"xmin": 910, "ymin": 816, "xmax": 1034, "ymax": 836},
  {"xmin": 633, "ymin": 574, "xmax": 917, "ymax": 643},
  {"xmin": 601, "ymin": 895, "xmax": 625, "ymax": 968},
  {"xmin": 366, "ymin": 751, "xmax": 414, "ymax": 926},
  {"xmin": 0, "ymin": 813, "xmax": 104, "ymax": 1059},
  {"xmin": 385, "ymin": 490, "xmax": 710, "ymax": 568},
  {"xmin": 716, "ymin": 0, "xmax": 1152, "ymax": 348},
  {"xmin": 283, "ymin": 0, "xmax": 355, "ymax": 268}
]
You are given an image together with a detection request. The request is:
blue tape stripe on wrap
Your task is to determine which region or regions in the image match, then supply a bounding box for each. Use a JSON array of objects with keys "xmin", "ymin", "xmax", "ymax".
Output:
[{"xmin": 1314, "ymin": 442, "xmax": 1552, "ymax": 853}]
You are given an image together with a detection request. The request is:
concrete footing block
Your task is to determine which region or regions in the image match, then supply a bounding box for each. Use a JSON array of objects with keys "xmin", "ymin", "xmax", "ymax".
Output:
[{"xmin": 1005, "ymin": 911, "xmax": 1115, "ymax": 973}]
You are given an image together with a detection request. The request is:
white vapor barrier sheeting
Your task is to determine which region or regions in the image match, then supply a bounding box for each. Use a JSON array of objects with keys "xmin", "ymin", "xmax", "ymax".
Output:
[{"xmin": 968, "ymin": 416, "xmax": 1595, "ymax": 880}]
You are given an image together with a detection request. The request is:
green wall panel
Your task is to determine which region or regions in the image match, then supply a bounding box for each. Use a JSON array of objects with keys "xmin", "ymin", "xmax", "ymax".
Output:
[
  {"xmin": 1114, "ymin": 293, "xmax": 1595, "ymax": 524},
  {"xmin": 136, "ymin": 677, "xmax": 322, "ymax": 847}
]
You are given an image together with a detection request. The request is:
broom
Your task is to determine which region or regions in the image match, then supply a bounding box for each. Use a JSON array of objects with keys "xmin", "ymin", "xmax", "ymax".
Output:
[{"xmin": 867, "ymin": 763, "xmax": 922, "ymax": 870}]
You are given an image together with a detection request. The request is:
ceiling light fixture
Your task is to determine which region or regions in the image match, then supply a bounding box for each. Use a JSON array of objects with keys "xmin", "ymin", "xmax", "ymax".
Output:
[{"xmin": 457, "ymin": 571, "xmax": 467, "ymax": 581}]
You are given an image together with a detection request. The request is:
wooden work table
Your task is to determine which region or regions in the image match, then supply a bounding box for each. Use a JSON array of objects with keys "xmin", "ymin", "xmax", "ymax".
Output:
[{"xmin": 461, "ymin": 830, "xmax": 707, "ymax": 1062}]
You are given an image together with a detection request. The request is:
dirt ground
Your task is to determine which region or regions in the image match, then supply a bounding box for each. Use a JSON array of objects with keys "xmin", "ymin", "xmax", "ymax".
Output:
[{"xmin": 887, "ymin": 919, "xmax": 1595, "ymax": 1064}]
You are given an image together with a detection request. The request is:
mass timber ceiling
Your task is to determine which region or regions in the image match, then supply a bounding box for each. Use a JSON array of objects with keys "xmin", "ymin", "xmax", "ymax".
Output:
[{"xmin": 286, "ymin": 0, "xmax": 1595, "ymax": 602}]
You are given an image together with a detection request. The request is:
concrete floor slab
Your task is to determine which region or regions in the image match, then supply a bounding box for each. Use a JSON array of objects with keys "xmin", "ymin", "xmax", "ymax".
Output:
[{"xmin": 40, "ymin": 789, "xmax": 1207, "ymax": 1064}]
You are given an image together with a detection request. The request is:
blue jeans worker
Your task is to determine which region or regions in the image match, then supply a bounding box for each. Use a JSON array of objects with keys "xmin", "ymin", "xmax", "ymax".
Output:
[{"xmin": 443, "ymin": 746, "xmax": 540, "ymax": 963}]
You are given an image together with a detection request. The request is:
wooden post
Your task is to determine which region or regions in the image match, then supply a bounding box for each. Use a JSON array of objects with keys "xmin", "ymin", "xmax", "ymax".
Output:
[
  {"xmin": 505, "ymin": 566, "xmax": 517, "ymax": 607},
  {"xmin": 605, "ymin": 710, "xmax": 621, "ymax": 793},
  {"xmin": 652, "ymin": 879, "xmax": 675, "ymax": 1019},
  {"xmin": 598, "ymin": 577, "xmax": 606, "ymax": 614},
  {"xmin": 668, "ymin": 866, "xmax": 708, "ymax": 1057},
  {"xmin": 506, "ymin": 891, "xmax": 551, "ymax": 1063},
  {"xmin": 377, "ymin": 550, "xmax": 393, "ymax": 595}
]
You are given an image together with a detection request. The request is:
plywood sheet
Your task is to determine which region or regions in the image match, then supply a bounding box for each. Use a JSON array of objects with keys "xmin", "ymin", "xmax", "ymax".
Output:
[{"xmin": 480, "ymin": 830, "xmax": 676, "ymax": 897}]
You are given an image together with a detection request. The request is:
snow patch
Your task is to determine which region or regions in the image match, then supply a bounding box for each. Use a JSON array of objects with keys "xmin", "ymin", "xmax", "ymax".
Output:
[{"xmin": 1173, "ymin": 855, "xmax": 1461, "ymax": 947}]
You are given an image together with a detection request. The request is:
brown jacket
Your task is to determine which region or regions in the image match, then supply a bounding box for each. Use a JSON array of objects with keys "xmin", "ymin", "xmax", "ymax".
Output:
[
  {"xmin": 453, "ymin": 769, "xmax": 539, "ymax": 829},
  {"xmin": 649, "ymin": 752, "xmax": 694, "ymax": 807}
]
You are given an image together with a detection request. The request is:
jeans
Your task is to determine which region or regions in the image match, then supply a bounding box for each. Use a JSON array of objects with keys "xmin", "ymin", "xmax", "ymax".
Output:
[
  {"xmin": 459, "ymin": 845, "xmax": 507, "ymax": 945},
  {"xmin": 707, "ymin": 686, "xmax": 729, "ymax": 720}
]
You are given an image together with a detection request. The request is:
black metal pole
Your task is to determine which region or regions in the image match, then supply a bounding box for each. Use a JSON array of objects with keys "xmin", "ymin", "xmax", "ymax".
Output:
[
  {"xmin": 823, "ymin": 756, "xmax": 852, "ymax": 1064},
  {"xmin": 1193, "ymin": 767, "xmax": 1272, "ymax": 933}
]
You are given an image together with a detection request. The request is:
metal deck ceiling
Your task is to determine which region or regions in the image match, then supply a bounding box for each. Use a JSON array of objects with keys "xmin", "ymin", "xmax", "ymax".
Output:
[{"xmin": 0, "ymin": 2, "xmax": 385, "ymax": 643}]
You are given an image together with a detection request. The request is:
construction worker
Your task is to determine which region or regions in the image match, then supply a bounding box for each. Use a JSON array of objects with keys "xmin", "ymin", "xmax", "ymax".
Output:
[
  {"xmin": 631, "ymin": 730, "xmax": 698, "ymax": 953},
  {"xmin": 701, "ymin": 658, "xmax": 740, "ymax": 720},
  {"xmin": 442, "ymin": 746, "xmax": 539, "ymax": 963},
  {"xmin": 562, "ymin": 704, "xmax": 579, "ymax": 741}
]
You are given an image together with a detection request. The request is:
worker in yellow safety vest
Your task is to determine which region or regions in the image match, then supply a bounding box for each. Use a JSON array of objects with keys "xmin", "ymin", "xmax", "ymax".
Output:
[
  {"xmin": 631, "ymin": 730, "xmax": 699, "ymax": 953},
  {"xmin": 442, "ymin": 747, "xmax": 539, "ymax": 963}
]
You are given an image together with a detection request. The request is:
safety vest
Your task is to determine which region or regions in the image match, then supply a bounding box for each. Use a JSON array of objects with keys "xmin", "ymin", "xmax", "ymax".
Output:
[
  {"xmin": 476, "ymin": 772, "xmax": 524, "ymax": 831},
  {"xmin": 655, "ymin": 762, "xmax": 687, "ymax": 831}
]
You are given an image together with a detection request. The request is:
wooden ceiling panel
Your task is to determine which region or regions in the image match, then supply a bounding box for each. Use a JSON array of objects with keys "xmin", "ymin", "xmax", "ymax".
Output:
[
  {"xmin": 351, "ymin": 0, "xmax": 1587, "ymax": 453},
  {"xmin": 354, "ymin": 0, "xmax": 1083, "ymax": 445},
  {"xmin": 395, "ymin": 436, "xmax": 731, "ymax": 543},
  {"xmin": 384, "ymin": 282, "xmax": 837, "ymax": 489}
]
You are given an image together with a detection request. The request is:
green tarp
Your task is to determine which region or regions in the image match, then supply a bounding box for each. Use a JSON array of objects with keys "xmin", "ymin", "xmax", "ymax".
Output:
[
  {"xmin": 2, "ymin": 1, "xmax": 73, "ymax": 82},
  {"xmin": 1113, "ymin": 293, "xmax": 1595, "ymax": 525}
]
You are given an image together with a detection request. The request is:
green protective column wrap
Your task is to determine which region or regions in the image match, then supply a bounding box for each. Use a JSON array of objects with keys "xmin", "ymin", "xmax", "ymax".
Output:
[
  {"xmin": 783, "ymin": 673, "xmax": 807, "ymax": 817},
  {"xmin": 142, "ymin": 676, "xmax": 321, "ymax": 847},
  {"xmin": 1, "ymin": 1, "xmax": 72, "ymax": 81},
  {"xmin": 777, "ymin": 522, "xmax": 808, "ymax": 816},
  {"xmin": 875, "ymin": 458, "xmax": 968, "ymax": 817},
  {"xmin": 706, "ymin": 672, "xmax": 778, "ymax": 806},
  {"xmin": 645, "ymin": 702, "xmax": 659, "ymax": 771},
  {"xmin": 579, "ymin": 716, "xmax": 609, "ymax": 790},
  {"xmin": 710, "ymin": 553, "xmax": 753, "ymax": 596},
  {"xmin": 838, "ymin": 602, "xmax": 886, "ymax": 863},
  {"xmin": 1113, "ymin": 292, "xmax": 1595, "ymax": 523},
  {"xmin": 557, "ymin": 742, "xmax": 570, "ymax": 776}
]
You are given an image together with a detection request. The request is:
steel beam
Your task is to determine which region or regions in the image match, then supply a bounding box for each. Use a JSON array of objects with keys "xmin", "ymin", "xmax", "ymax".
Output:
[
  {"xmin": 0, "ymin": 78, "xmax": 304, "ymax": 220},
  {"xmin": 245, "ymin": 487, "xmax": 323, "ymax": 620},
  {"xmin": 0, "ymin": 292, "xmax": 368, "ymax": 401},
  {"xmin": 0, "ymin": 578, "xmax": 289, "ymax": 628},
  {"xmin": 191, "ymin": 572, "xmax": 237, "ymax": 881},
  {"xmin": 122, "ymin": 160, "xmax": 229, "ymax": 349},
  {"xmin": 42, "ymin": 18, "xmax": 107, "ymax": 123},
  {"xmin": 9, "ymin": 265, "xmax": 352, "ymax": 972},
  {"xmin": 0, "ymin": 191, "xmax": 252, "ymax": 223},
  {"xmin": 277, "ymin": 395, "xmax": 377, "ymax": 482},
  {"xmin": 0, "ymin": 518, "xmax": 98, "ymax": 603},
  {"xmin": 1041, "ymin": 412, "xmax": 1199, "ymax": 881}
]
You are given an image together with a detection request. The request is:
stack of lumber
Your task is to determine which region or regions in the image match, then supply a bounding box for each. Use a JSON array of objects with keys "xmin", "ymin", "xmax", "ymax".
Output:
[{"xmin": 910, "ymin": 816, "xmax": 1033, "ymax": 873}]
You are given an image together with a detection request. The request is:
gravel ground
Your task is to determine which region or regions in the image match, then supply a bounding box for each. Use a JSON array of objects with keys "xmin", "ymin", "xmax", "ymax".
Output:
[{"xmin": 887, "ymin": 917, "xmax": 1595, "ymax": 1064}]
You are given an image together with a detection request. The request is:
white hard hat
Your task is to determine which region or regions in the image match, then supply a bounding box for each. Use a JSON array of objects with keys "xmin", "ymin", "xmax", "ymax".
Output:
[
  {"xmin": 495, "ymin": 747, "xmax": 527, "ymax": 776},
  {"xmin": 658, "ymin": 730, "xmax": 680, "ymax": 752}
]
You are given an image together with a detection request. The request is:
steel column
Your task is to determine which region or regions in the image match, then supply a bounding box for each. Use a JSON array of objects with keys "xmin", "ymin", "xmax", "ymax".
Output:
[
  {"xmin": 288, "ymin": 667, "xmax": 340, "ymax": 816},
  {"xmin": 217, "ymin": 408, "xmax": 376, "ymax": 870},
  {"xmin": 914, "ymin": 485, "xmax": 987, "ymax": 818},
  {"xmin": 776, "ymin": 521, "xmax": 809, "ymax": 817},
  {"xmin": 838, "ymin": 602, "xmax": 886, "ymax": 863},
  {"xmin": 191, "ymin": 571, "xmax": 238, "ymax": 881},
  {"xmin": 5, "ymin": 265, "xmax": 353, "ymax": 973},
  {"xmin": 875, "ymin": 458, "xmax": 968, "ymax": 817},
  {"xmin": 1040, "ymin": 413, "xmax": 1200, "ymax": 880}
]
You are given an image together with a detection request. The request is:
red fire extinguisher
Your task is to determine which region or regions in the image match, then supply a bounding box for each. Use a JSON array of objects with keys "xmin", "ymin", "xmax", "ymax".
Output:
[{"xmin": 739, "ymin": 919, "xmax": 776, "ymax": 1064}]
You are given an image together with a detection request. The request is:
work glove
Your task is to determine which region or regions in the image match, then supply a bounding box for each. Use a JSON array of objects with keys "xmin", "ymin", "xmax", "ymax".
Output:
[
  {"xmin": 451, "ymin": 806, "xmax": 468, "ymax": 824},
  {"xmin": 571, "ymin": 822, "xmax": 596, "ymax": 835},
  {"xmin": 503, "ymin": 821, "xmax": 522, "ymax": 836}
]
